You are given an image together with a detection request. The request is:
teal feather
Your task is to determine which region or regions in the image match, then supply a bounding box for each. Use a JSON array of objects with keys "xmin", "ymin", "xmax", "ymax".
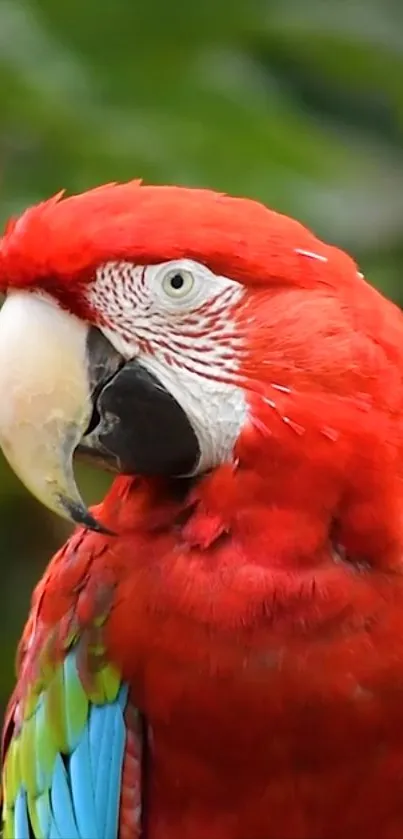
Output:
[
  {"xmin": 35, "ymin": 697, "xmax": 51, "ymax": 794},
  {"xmin": 35, "ymin": 790, "xmax": 51, "ymax": 838}
]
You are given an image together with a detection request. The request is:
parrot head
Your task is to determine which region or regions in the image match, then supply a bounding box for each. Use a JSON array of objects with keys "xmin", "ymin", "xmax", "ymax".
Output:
[{"xmin": 0, "ymin": 181, "xmax": 402, "ymax": 565}]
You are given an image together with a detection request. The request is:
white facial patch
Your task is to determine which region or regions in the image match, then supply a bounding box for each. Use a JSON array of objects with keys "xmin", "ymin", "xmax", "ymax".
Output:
[{"xmin": 86, "ymin": 258, "xmax": 247, "ymax": 473}]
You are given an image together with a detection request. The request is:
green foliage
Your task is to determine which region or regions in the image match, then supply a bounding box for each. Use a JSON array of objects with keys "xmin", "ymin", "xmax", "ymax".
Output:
[{"xmin": 0, "ymin": 0, "xmax": 402, "ymax": 716}]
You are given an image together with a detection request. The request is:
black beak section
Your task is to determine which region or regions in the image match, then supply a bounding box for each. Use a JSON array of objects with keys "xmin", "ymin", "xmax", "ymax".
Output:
[
  {"xmin": 59, "ymin": 497, "xmax": 114, "ymax": 534},
  {"xmin": 79, "ymin": 328, "xmax": 200, "ymax": 481}
]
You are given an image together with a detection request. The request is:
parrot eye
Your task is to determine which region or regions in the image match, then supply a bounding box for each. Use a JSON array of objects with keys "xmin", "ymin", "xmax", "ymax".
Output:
[{"xmin": 161, "ymin": 268, "xmax": 195, "ymax": 299}]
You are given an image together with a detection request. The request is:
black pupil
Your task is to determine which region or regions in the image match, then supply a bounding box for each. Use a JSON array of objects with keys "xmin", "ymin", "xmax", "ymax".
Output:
[{"xmin": 170, "ymin": 273, "xmax": 184, "ymax": 290}]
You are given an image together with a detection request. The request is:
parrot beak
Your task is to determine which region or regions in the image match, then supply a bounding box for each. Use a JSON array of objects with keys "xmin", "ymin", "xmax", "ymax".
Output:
[
  {"xmin": 0, "ymin": 290, "xmax": 200, "ymax": 531},
  {"xmin": 0, "ymin": 291, "xmax": 122, "ymax": 532}
]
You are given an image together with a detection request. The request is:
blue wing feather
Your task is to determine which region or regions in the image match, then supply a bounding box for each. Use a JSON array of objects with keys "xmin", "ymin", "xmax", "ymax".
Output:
[
  {"xmin": 3, "ymin": 649, "xmax": 129, "ymax": 839},
  {"xmin": 103, "ymin": 694, "xmax": 127, "ymax": 838},
  {"xmin": 48, "ymin": 816, "xmax": 63, "ymax": 839},
  {"xmin": 53, "ymin": 685, "xmax": 127, "ymax": 839},
  {"xmin": 50, "ymin": 755, "xmax": 79, "ymax": 839},
  {"xmin": 91, "ymin": 701, "xmax": 124, "ymax": 836},
  {"xmin": 14, "ymin": 791, "xmax": 30, "ymax": 839},
  {"xmin": 69, "ymin": 725, "xmax": 98, "ymax": 837}
]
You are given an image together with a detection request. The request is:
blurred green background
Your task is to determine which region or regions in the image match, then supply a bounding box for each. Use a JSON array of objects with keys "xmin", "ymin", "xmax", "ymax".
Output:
[{"xmin": 1, "ymin": 0, "xmax": 403, "ymax": 719}]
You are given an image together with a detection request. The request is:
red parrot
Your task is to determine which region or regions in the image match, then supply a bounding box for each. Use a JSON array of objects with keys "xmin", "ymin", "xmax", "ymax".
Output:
[{"xmin": 1, "ymin": 182, "xmax": 403, "ymax": 839}]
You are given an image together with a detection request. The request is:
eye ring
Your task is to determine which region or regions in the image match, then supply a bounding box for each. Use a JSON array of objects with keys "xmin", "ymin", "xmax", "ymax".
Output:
[{"xmin": 162, "ymin": 269, "xmax": 195, "ymax": 299}]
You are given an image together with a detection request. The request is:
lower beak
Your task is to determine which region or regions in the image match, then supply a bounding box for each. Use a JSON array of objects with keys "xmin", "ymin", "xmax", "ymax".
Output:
[
  {"xmin": 0, "ymin": 291, "xmax": 200, "ymax": 530},
  {"xmin": 0, "ymin": 292, "xmax": 122, "ymax": 531}
]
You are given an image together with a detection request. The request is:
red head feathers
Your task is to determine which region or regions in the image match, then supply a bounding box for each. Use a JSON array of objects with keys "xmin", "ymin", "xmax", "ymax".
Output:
[{"xmin": 0, "ymin": 180, "xmax": 356, "ymax": 294}]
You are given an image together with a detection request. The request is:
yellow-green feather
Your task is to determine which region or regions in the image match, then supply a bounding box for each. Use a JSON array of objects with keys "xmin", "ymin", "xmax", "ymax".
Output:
[{"xmin": 3, "ymin": 802, "xmax": 14, "ymax": 839}]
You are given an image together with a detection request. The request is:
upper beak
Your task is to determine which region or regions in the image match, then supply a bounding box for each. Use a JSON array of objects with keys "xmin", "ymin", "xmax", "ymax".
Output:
[
  {"xmin": 0, "ymin": 291, "xmax": 122, "ymax": 531},
  {"xmin": 0, "ymin": 291, "xmax": 200, "ymax": 530}
]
